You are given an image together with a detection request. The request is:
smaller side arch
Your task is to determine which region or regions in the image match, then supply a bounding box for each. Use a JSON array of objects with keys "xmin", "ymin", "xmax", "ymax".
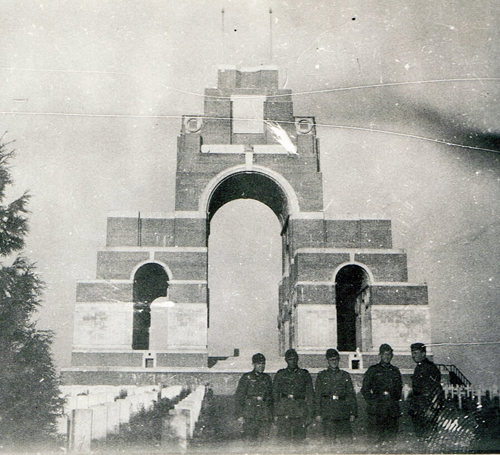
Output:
[
  {"xmin": 132, "ymin": 262, "xmax": 170, "ymax": 350},
  {"xmin": 333, "ymin": 262, "xmax": 372, "ymax": 352},
  {"xmin": 331, "ymin": 261, "xmax": 374, "ymax": 285},
  {"xmin": 130, "ymin": 259, "xmax": 173, "ymax": 282}
]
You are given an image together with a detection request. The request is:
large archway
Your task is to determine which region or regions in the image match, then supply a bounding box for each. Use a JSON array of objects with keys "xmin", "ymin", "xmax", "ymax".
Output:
[{"xmin": 207, "ymin": 171, "xmax": 286, "ymax": 360}]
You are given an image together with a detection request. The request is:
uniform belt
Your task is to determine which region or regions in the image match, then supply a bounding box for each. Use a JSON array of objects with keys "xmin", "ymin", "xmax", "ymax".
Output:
[
  {"xmin": 281, "ymin": 393, "xmax": 305, "ymax": 400},
  {"xmin": 374, "ymin": 391, "xmax": 392, "ymax": 398},
  {"xmin": 321, "ymin": 394, "xmax": 345, "ymax": 400}
]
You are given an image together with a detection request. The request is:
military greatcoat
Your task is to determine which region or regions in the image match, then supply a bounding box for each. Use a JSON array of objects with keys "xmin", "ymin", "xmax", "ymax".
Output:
[
  {"xmin": 272, "ymin": 366, "xmax": 314, "ymax": 419},
  {"xmin": 234, "ymin": 370, "xmax": 273, "ymax": 421},
  {"xmin": 409, "ymin": 357, "xmax": 444, "ymax": 437},
  {"xmin": 314, "ymin": 367, "xmax": 358, "ymax": 420},
  {"xmin": 361, "ymin": 362, "xmax": 403, "ymax": 418}
]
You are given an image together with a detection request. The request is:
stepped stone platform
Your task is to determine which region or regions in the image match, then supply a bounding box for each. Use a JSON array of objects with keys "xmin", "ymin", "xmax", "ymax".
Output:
[
  {"xmin": 62, "ymin": 353, "xmax": 443, "ymax": 395},
  {"xmin": 61, "ymin": 367, "xmax": 415, "ymax": 395}
]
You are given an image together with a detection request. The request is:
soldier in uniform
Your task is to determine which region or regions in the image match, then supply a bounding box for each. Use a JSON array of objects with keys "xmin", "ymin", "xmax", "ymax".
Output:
[
  {"xmin": 314, "ymin": 348, "xmax": 357, "ymax": 442},
  {"xmin": 361, "ymin": 344, "xmax": 403, "ymax": 442},
  {"xmin": 408, "ymin": 342, "xmax": 444, "ymax": 438},
  {"xmin": 272, "ymin": 349, "xmax": 314, "ymax": 440},
  {"xmin": 234, "ymin": 353, "xmax": 273, "ymax": 441}
]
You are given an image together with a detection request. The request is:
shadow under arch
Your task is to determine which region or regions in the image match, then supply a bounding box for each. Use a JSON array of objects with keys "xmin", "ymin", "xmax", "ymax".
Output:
[
  {"xmin": 201, "ymin": 165, "xmax": 300, "ymax": 224},
  {"xmin": 335, "ymin": 264, "xmax": 371, "ymax": 352},
  {"xmin": 132, "ymin": 262, "xmax": 169, "ymax": 350},
  {"xmin": 208, "ymin": 171, "xmax": 290, "ymax": 224}
]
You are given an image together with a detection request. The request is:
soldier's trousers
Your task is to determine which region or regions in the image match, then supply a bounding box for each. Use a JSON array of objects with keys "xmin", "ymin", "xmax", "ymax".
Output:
[
  {"xmin": 276, "ymin": 416, "xmax": 307, "ymax": 440},
  {"xmin": 409, "ymin": 395, "xmax": 443, "ymax": 439},
  {"xmin": 410, "ymin": 412, "xmax": 429, "ymax": 438},
  {"xmin": 242, "ymin": 418, "xmax": 271, "ymax": 440},
  {"xmin": 367, "ymin": 414, "xmax": 399, "ymax": 441},
  {"xmin": 321, "ymin": 418, "xmax": 353, "ymax": 442}
]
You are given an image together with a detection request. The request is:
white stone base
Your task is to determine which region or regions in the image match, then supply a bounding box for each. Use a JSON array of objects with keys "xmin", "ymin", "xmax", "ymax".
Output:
[
  {"xmin": 371, "ymin": 305, "xmax": 431, "ymax": 350},
  {"xmin": 150, "ymin": 299, "xmax": 207, "ymax": 350},
  {"xmin": 296, "ymin": 304, "xmax": 336, "ymax": 350},
  {"xmin": 73, "ymin": 302, "xmax": 134, "ymax": 349}
]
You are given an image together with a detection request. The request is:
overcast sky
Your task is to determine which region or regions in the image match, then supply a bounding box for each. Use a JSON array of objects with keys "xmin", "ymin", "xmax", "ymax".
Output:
[{"xmin": 1, "ymin": 1, "xmax": 499, "ymax": 384}]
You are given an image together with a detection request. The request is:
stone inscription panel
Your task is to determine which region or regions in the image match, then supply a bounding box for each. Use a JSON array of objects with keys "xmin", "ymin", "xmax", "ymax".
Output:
[
  {"xmin": 73, "ymin": 302, "xmax": 134, "ymax": 349},
  {"xmin": 371, "ymin": 305, "xmax": 430, "ymax": 351},
  {"xmin": 167, "ymin": 303, "xmax": 208, "ymax": 349},
  {"xmin": 297, "ymin": 304, "xmax": 336, "ymax": 350}
]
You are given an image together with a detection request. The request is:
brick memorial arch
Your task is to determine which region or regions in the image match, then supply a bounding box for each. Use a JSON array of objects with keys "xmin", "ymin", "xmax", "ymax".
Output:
[{"xmin": 70, "ymin": 66, "xmax": 431, "ymax": 372}]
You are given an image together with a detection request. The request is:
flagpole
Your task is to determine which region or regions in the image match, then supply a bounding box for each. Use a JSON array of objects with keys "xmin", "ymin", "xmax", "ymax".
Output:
[
  {"xmin": 269, "ymin": 8, "xmax": 273, "ymax": 63},
  {"xmin": 221, "ymin": 8, "xmax": 225, "ymax": 63}
]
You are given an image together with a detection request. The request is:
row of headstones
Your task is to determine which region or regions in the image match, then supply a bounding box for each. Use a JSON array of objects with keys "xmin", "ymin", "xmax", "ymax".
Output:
[
  {"xmin": 442, "ymin": 384, "xmax": 500, "ymax": 409},
  {"xmin": 57, "ymin": 384, "xmax": 166, "ymax": 434},
  {"xmin": 64, "ymin": 385, "xmax": 184, "ymax": 452},
  {"xmin": 425, "ymin": 384, "xmax": 500, "ymax": 452},
  {"xmin": 162, "ymin": 385, "xmax": 206, "ymax": 451}
]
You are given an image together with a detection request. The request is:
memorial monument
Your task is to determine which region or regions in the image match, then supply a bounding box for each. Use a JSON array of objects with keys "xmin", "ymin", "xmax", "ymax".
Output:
[{"xmin": 64, "ymin": 66, "xmax": 431, "ymax": 383}]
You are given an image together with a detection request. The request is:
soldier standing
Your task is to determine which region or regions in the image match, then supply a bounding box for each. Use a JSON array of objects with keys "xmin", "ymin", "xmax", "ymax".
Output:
[
  {"xmin": 314, "ymin": 348, "xmax": 357, "ymax": 442},
  {"xmin": 272, "ymin": 349, "xmax": 314, "ymax": 441},
  {"xmin": 408, "ymin": 342, "xmax": 444, "ymax": 438},
  {"xmin": 234, "ymin": 353, "xmax": 273, "ymax": 441},
  {"xmin": 361, "ymin": 344, "xmax": 403, "ymax": 442}
]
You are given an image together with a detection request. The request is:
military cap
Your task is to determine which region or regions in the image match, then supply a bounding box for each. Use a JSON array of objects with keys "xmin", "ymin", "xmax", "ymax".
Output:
[
  {"xmin": 252, "ymin": 353, "xmax": 266, "ymax": 364},
  {"xmin": 410, "ymin": 342, "xmax": 426, "ymax": 352},
  {"xmin": 284, "ymin": 348, "xmax": 298, "ymax": 359},
  {"xmin": 379, "ymin": 343, "xmax": 393, "ymax": 354},
  {"xmin": 325, "ymin": 348, "xmax": 340, "ymax": 359}
]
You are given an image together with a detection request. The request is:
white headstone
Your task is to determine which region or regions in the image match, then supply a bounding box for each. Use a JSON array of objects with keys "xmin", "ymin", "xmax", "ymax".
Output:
[{"xmin": 69, "ymin": 408, "xmax": 92, "ymax": 452}]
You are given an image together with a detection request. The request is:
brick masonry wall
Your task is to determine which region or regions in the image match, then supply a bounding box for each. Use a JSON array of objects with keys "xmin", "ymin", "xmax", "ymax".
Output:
[
  {"xmin": 295, "ymin": 252, "xmax": 350, "ymax": 281},
  {"xmin": 295, "ymin": 283, "xmax": 335, "ymax": 305},
  {"xmin": 167, "ymin": 282, "xmax": 207, "ymax": 303},
  {"xmin": 140, "ymin": 218, "xmax": 175, "ymax": 247},
  {"xmin": 77, "ymin": 281, "xmax": 133, "ymax": 302},
  {"xmin": 371, "ymin": 285, "xmax": 428, "ymax": 305},
  {"xmin": 291, "ymin": 219, "xmax": 325, "ymax": 249},
  {"xmin": 106, "ymin": 216, "xmax": 206, "ymax": 248},
  {"xmin": 290, "ymin": 251, "xmax": 408, "ymax": 283},
  {"xmin": 354, "ymin": 252, "xmax": 408, "ymax": 281},
  {"xmin": 323, "ymin": 219, "xmax": 392, "ymax": 249},
  {"xmin": 106, "ymin": 217, "xmax": 140, "ymax": 247},
  {"xmin": 156, "ymin": 353, "xmax": 208, "ymax": 368},
  {"xmin": 71, "ymin": 352, "xmax": 144, "ymax": 367},
  {"xmin": 95, "ymin": 250, "xmax": 207, "ymax": 281},
  {"xmin": 154, "ymin": 251, "xmax": 207, "ymax": 281},
  {"xmin": 97, "ymin": 251, "xmax": 150, "ymax": 280},
  {"xmin": 174, "ymin": 218, "xmax": 206, "ymax": 247},
  {"xmin": 359, "ymin": 220, "xmax": 393, "ymax": 248},
  {"xmin": 61, "ymin": 365, "xmax": 420, "ymax": 395}
]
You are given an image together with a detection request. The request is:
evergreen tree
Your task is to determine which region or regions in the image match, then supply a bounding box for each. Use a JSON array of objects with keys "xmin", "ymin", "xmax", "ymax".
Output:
[{"xmin": 0, "ymin": 138, "xmax": 63, "ymax": 445}]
